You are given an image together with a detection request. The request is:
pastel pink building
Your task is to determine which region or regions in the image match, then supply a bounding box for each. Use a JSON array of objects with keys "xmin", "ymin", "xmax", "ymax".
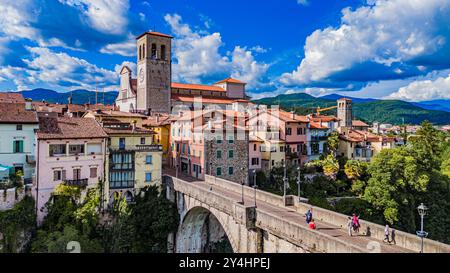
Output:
[
  {"xmin": 34, "ymin": 116, "xmax": 107, "ymax": 223},
  {"xmin": 273, "ymin": 110, "xmax": 309, "ymax": 166}
]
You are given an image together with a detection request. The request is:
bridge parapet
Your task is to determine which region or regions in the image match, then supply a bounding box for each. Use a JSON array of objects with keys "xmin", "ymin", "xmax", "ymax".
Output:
[
  {"xmin": 289, "ymin": 198, "xmax": 450, "ymax": 253},
  {"xmin": 169, "ymin": 175, "xmax": 256, "ymax": 229},
  {"xmin": 205, "ymin": 175, "xmax": 450, "ymax": 253}
]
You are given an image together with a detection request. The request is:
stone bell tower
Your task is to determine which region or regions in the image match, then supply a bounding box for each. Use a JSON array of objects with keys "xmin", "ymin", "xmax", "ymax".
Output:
[
  {"xmin": 136, "ymin": 31, "xmax": 172, "ymax": 114},
  {"xmin": 337, "ymin": 98, "xmax": 353, "ymax": 128}
]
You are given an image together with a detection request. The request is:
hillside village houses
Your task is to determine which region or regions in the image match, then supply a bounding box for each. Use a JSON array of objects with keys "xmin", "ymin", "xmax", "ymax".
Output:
[{"xmin": 0, "ymin": 30, "xmax": 403, "ymax": 221}]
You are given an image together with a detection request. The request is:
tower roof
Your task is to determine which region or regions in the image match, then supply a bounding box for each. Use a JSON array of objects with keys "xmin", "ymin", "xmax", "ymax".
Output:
[
  {"xmin": 136, "ymin": 31, "xmax": 173, "ymax": 40},
  {"xmin": 215, "ymin": 77, "xmax": 246, "ymax": 85}
]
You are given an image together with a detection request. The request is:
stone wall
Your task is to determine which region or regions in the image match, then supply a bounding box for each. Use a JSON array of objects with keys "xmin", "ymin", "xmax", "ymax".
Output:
[
  {"xmin": 0, "ymin": 185, "xmax": 31, "ymax": 211},
  {"xmin": 205, "ymin": 132, "xmax": 249, "ymax": 184}
]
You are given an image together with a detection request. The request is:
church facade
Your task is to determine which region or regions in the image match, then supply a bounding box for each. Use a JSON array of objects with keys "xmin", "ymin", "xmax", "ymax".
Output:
[{"xmin": 115, "ymin": 31, "xmax": 249, "ymax": 114}]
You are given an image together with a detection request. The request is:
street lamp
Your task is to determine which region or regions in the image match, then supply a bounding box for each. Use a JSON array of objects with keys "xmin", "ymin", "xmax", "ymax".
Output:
[
  {"xmin": 296, "ymin": 166, "xmax": 301, "ymax": 202},
  {"xmin": 253, "ymin": 169, "xmax": 257, "ymax": 207},
  {"xmin": 283, "ymin": 163, "xmax": 288, "ymax": 202},
  {"xmin": 416, "ymin": 203, "xmax": 428, "ymax": 253},
  {"xmin": 239, "ymin": 167, "xmax": 245, "ymax": 205},
  {"xmin": 253, "ymin": 184, "xmax": 257, "ymax": 208}
]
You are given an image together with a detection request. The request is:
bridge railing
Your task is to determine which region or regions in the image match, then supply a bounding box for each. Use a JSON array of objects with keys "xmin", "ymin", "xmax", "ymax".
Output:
[
  {"xmin": 171, "ymin": 174, "xmax": 367, "ymax": 253},
  {"xmin": 290, "ymin": 198, "xmax": 450, "ymax": 253},
  {"xmin": 205, "ymin": 174, "xmax": 450, "ymax": 253}
]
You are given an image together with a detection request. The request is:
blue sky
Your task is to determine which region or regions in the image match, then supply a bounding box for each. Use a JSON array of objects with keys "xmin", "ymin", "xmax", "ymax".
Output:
[{"xmin": 0, "ymin": 0, "xmax": 450, "ymax": 101}]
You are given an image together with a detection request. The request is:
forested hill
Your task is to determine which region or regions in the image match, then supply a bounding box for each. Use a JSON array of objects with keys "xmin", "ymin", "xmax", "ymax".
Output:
[{"xmin": 253, "ymin": 93, "xmax": 450, "ymax": 125}]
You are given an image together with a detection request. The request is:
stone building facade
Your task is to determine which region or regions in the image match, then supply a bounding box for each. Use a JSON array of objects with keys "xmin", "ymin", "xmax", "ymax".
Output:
[{"xmin": 205, "ymin": 130, "xmax": 249, "ymax": 185}]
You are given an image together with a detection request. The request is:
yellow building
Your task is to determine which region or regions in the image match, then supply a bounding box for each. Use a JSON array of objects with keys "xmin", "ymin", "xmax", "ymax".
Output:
[
  {"xmin": 338, "ymin": 128, "xmax": 395, "ymax": 162},
  {"xmin": 260, "ymin": 140, "xmax": 286, "ymax": 172},
  {"xmin": 142, "ymin": 113, "xmax": 173, "ymax": 166},
  {"xmin": 84, "ymin": 110, "xmax": 162, "ymax": 204}
]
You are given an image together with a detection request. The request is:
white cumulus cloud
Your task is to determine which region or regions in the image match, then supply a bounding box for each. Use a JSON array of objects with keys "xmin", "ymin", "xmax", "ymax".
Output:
[
  {"xmin": 0, "ymin": 46, "xmax": 118, "ymax": 91},
  {"xmin": 58, "ymin": 0, "xmax": 130, "ymax": 35},
  {"xmin": 280, "ymin": 0, "xmax": 450, "ymax": 86},
  {"xmin": 100, "ymin": 34, "xmax": 136, "ymax": 56},
  {"xmin": 164, "ymin": 13, "xmax": 269, "ymax": 89},
  {"xmin": 385, "ymin": 73, "xmax": 450, "ymax": 101}
]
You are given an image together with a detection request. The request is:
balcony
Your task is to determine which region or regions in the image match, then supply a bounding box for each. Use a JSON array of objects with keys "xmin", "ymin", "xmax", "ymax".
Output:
[
  {"xmin": 64, "ymin": 178, "xmax": 88, "ymax": 187},
  {"xmin": 310, "ymin": 136, "xmax": 328, "ymax": 142},
  {"xmin": 109, "ymin": 144, "xmax": 162, "ymax": 152},
  {"xmin": 109, "ymin": 180, "xmax": 135, "ymax": 189}
]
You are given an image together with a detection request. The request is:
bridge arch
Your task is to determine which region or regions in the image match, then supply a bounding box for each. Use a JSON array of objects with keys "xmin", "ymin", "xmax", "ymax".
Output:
[{"xmin": 176, "ymin": 206, "xmax": 237, "ymax": 253}]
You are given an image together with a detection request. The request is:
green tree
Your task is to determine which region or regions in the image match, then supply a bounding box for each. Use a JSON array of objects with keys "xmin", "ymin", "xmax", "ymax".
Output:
[
  {"xmin": 344, "ymin": 160, "xmax": 368, "ymax": 196},
  {"xmin": 322, "ymin": 154, "xmax": 339, "ymax": 181},
  {"xmin": 127, "ymin": 186, "xmax": 179, "ymax": 253},
  {"xmin": 31, "ymin": 225, "xmax": 102, "ymax": 253},
  {"xmin": 363, "ymin": 147, "xmax": 429, "ymax": 229},
  {"xmin": 326, "ymin": 131, "xmax": 340, "ymax": 156},
  {"xmin": 0, "ymin": 196, "xmax": 36, "ymax": 253}
]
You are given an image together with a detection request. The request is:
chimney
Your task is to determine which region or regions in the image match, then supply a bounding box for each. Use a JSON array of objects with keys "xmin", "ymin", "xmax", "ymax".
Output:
[
  {"xmin": 131, "ymin": 120, "xmax": 137, "ymax": 132},
  {"xmin": 156, "ymin": 115, "xmax": 160, "ymax": 123},
  {"xmin": 291, "ymin": 111, "xmax": 295, "ymax": 119},
  {"xmin": 25, "ymin": 98, "xmax": 32, "ymax": 110}
]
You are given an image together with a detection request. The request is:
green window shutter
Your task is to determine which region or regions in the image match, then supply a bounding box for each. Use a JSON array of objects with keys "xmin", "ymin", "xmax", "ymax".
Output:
[{"xmin": 19, "ymin": 141, "xmax": 24, "ymax": 153}]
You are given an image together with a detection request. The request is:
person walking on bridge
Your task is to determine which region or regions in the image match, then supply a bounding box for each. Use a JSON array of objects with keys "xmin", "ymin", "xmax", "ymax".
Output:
[
  {"xmin": 305, "ymin": 209, "xmax": 313, "ymax": 224},
  {"xmin": 352, "ymin": 214, "xmax": 360, "ymax": 233},
  {"xmin": 309, "ymin": 219, "xmax": 316, "ymax": 230},
  {"xmin": 347, "ymin": 217, "xmax": 353, "ymax": 236},
  {"xmin": 383, "ymin": 224, "xmax": 390, "ymax": 243}
]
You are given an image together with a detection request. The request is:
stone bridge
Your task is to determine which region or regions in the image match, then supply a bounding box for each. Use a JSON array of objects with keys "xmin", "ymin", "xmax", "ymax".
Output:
[{"xmin": 163, "ymin": 173, "xmax": 450, "ymax": 253}]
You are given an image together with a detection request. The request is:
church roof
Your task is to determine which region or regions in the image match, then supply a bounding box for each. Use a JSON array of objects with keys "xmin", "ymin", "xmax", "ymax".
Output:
[{"xmin": 171, "ymin": 82, "xmax": 225, "ymax": 92}]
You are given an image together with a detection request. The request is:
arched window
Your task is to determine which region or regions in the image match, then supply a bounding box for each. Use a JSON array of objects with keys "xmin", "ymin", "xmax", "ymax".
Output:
[
  {"xmin": 139, "ymin": 45, "xmax": 142, "ymax": 60},
  {"xmin": 151, "ymin": 43, "xmax": 157, "ymax": 59},
  {"xmin": 143, "ymin": 43, "xmax": 146, "ymax": 58},
  {"xmin": 161, "ymin": 45, "xmax": 166, "ymax": 60}
]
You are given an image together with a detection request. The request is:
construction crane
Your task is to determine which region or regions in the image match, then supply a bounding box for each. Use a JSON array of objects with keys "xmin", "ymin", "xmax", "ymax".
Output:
[{"xmin": 315, "ymin": 105, "xmax": 337, "ymax": 115}]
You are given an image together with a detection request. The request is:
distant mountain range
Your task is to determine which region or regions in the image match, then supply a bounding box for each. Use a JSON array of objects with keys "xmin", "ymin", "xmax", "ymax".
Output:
[
  {"xmin": 17, "ymin": 88, "xmax": 119, "ymax": 105},
  {"xmin": 254, "ymin": 93, "xmax": 450, "ymax": 125},
  {"xmin": 2, "ymin": 88, "xmax": 449, "ymax": 125}
]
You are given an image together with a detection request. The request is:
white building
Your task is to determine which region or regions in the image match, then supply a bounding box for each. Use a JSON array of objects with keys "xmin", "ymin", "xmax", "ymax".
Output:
[{"xmin": 0, "ymin": 101, "xmax": 39, "ymax": 183}]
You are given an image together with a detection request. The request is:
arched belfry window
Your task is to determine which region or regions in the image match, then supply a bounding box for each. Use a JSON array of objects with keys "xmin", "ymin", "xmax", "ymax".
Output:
[
  {"xmin": 161, "ymin": 45, "xmax": 166, "ymax": 60},
  {"xmin": 151, "ymin": 43, "xmax": 157, "ymax": 59},
  {"xmin": 143, "ymin": 43, "xmax": 146, "ymax": 58},
  {"xmin": 139, "ymin": 45, "xmax": 142, "ymax": 60}
]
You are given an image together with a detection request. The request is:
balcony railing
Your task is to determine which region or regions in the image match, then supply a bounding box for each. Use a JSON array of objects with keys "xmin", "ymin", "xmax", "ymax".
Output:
[
  {"xmin": 64, "ymin": 178, "xmax": 88, "ymax": 187},
  {"xmin": 109, "ymin": 180, "xmax": 135, "ymax": 189},
  {"xmin": 310, "ymin": 136, "xmax": 328, "ymax": 142},
  {"xmin": 109, "ymin": 145, "xmax": 163, "ymax": 152}
]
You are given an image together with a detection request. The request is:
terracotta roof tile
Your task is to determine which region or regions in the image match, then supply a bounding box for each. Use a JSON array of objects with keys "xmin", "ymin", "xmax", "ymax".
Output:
[
  {"xmin": 0, "ymin": 93, "xmax": 25, "ymax": 103},
  {"xmin": 0, "ymin": 103, "xmax": 38, "ymax": 123},
  {"xmin": 37, "ymin": 117, "xmax": 107, "ymax": 139},
  {"xmin": 215, "ymin": 77, "xmax": 246, "ymax": 84},
  {"xmin": 352, "ymin": 120, "xmax": 369, "ymax": 127},
  {"xmin": 171, "ymin": 82, "xmax": 226, "ymax": 92},
  {"xmin": 171, "ymin": 94, "xmax": 248, "ymax": 104},
  {"xmin": 136, "ymin": 31, "xmax": 173, "ymax": 39},
  {"xmin": 309, "ymin": 121, "xmax": 329, "ymax": 130}
]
